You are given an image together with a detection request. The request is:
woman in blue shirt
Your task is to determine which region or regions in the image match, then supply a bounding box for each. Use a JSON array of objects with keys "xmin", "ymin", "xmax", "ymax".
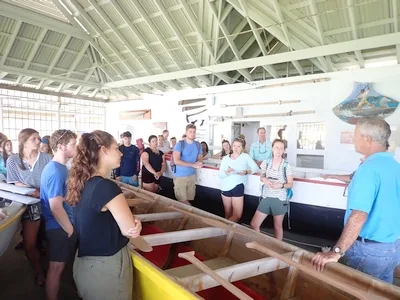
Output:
[{"xmin": 218, "ymin": 138, "xmax": 259, "ymax": 222}]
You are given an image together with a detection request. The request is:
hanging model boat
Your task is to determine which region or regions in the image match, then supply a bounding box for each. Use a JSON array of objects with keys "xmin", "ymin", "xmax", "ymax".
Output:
[
  {"xmin": 332, "ymin": 82, "xmax": 399, "ymax": 125},
  {"xmin": 117, "ymin": 181, "xmax": 400, "ymax": 300}
]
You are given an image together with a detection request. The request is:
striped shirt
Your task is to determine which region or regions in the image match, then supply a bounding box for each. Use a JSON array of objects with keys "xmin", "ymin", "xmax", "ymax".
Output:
[
  {"xmin": 260, "ymin": 158, "xmax": 292, "ymax": 201},
  {"xmin": 6, "ymin": 152, "xmax": 51, "ymax": 188}
]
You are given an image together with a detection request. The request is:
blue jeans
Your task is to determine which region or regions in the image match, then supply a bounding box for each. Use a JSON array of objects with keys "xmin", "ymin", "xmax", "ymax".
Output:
[
  {"xmin": 120, "ymin": 176, "xmax": 139, "ymax": 187},
  {"xmin": 342, "ymin": 238, "xmax": 400, "ymax": 283}
]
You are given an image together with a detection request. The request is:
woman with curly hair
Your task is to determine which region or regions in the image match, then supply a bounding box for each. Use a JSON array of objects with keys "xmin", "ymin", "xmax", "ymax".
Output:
[{"xmin": 66, "ymin": 130, "xmax": 142, "ymax": 300}]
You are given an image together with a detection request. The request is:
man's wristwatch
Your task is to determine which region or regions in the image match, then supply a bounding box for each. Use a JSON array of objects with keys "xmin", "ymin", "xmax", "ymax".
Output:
[
  {"xmin": 281, "ymin": 183, "xmax": 284, "ymax": 188},
  {"xmin": 332, "ymin": 245, "xmax": 345, "ymax": 257}
]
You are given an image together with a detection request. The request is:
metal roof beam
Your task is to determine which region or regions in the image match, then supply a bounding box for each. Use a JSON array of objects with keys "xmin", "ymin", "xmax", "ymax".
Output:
[
  {"xmin": 87, "ymin": 0, "xmax": 149, "ymax": 74},
  {"xmin": 155, "ymin": 1, "xmax": 229, "ymax": 85},
  {"xmin": 130, "ymin": 0, "xmax": 198, "ymax": 89},
  {"xmin": 0, "ymin": 20, "xmax": 22, "ymax": 66},
  {"xmin": 0, "ymin": 65, "xmax": 101, "ymax": 89},
  {"xmin": 227, "ymin": 0, "xmax": 328, "ymax": 72},
  {"xmin": 215, "ymin": 35, "xmax": 276, "ymax": 85},
  {"xmin": 216, "ymin": 18, "xmax": 247, "ymax": 61},
  {"xmin": 239, "ymin": 0, "xmax": 279, "ymax": 79},
  {"xmin": 66, "ymin": 42, "xmax": 90, "ymax": 78},
  {"xmin": 270, "ymin": 0, "xmax": 292, "ymax": 48},
  {"xmin": 179, "ymin": 0, "xmax": 216, "ymax": 63},
  {"xmin": 104, "ymin": 32, "xmax": 400, "ymax": 88},
  {"xmin": 207, "ymin": 0, "xmax": 253, "ymax": 81},
  {"xmin": 105, "ymin": 1, "xmax": 186, "ymax": 91},
  {"xmin": 23, "ymin": 29, "xmax": 48, "ymax": 70},
  {"xmin": 0, "ymin": 2, "xmax": 89, "ymax": 41},
  {"xmin": 291, "ymin": 60, "xmax": 305, "ymax": 75},
  {"xmin": 46, "ymin": 35, "xmax": 72, "ymax": 74},
  {"xmin": 392, "ymin": 0, "xmax": 400, "ymax": 64},
  {"xmin": 64, "ymin": 0, "xmax": 150, "ymax": 95},
  {"xmin": 0, "ymin": 83, "xmax": 106, "ymax": 101},
  {"xmin": 347, "ymin": 0, "xmax": 365, "ymax": 68}
]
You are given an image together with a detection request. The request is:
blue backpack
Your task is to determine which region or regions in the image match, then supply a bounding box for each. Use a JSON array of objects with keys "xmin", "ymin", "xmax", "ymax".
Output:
[{"xmin": 170, "ymin": 140, "xmax": 201, "ymax": 173}]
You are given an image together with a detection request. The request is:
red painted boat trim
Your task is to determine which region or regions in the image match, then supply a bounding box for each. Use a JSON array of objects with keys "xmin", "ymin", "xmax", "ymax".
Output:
[{"xmin": 164, "ymin": 154, "xmax": 347, "ymax": 187}]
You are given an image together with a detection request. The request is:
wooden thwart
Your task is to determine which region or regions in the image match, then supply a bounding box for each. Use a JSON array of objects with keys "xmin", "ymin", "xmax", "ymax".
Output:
[
  {"xmin": 166, "ymin": 257, "xmax": 237, "ymax": 278},
  {"xmin": 129, "ymin": 236, "xmax": 153, "ymax": 253},
  {"xmin": 176, "ymin": 254, "xmax": 290, "ymax": 292},
  {"xmin": 178, "ymin": 251, "xmax": 254, "ymax": 300},
  {"xmin": 246, "ymin": 242, "xmax": 368, "ymax": 300},
  {"xmin": 135, "ymin": 212, "xmax": 183, "ymax": 222},
  {"xmin": 130, "ymin": 227, "xmax": 227, "ymax": 248},
  {"xmin": 169, "ymin": 206, "xmax": 248, "ymax": 236}
]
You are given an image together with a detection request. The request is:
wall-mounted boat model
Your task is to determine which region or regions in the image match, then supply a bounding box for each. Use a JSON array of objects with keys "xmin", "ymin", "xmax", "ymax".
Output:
[{"xmin": 117, "ymin": 182, "xmax": 400, "ymax": 300}]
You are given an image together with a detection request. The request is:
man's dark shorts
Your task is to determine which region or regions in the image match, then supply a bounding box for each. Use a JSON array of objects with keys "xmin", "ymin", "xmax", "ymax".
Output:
[{"xmin": 46, "ymin": 228, "xmax": 78, "ymax": 262}]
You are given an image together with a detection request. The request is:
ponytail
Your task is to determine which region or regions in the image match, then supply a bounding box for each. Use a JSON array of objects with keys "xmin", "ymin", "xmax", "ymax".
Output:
[{"xmin": 66, "ymin": 130, "xmax": 115, "ymax": 206}]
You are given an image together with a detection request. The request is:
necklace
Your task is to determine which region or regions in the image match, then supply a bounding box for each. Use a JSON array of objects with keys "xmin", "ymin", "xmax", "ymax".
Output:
[{"xmin": 258, "ymin": 141, "xmax": 267, "ymax": 154}]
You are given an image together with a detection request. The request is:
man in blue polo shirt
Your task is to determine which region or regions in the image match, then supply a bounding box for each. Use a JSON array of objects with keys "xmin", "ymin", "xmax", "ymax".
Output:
[
  {"xmin": 40, "ymin": 130, "xmax": 78, "ymax": 300},
  {"xmin": 312, "ymin": 116, "xmax": 400, "ymax": 283}
]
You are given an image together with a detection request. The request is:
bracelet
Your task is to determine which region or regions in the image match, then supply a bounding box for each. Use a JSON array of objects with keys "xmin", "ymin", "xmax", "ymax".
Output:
[{"xmin": 281, "ymin": 183, "xmax": 284, "ymax": 188}]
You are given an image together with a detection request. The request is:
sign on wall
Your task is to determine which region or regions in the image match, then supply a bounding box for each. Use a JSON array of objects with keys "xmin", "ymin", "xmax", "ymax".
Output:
[{"xmin": 332, "ymin": 82, "xmax": 399, "ymax": 125}]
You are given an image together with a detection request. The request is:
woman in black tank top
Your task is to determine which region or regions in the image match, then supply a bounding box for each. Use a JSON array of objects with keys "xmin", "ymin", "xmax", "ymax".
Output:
[{"xmin": 141, "ymin": 135, "xmax": 166, "ymax": 193}]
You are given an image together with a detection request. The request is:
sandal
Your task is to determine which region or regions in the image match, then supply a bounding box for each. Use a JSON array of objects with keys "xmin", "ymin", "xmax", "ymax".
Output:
[
  {"xmin": 35, "ymin": 272, "xmax": 45, "ymax": 286},
  {"xmin": 14, "ymin": 241, "xmax": 24, "ymax": 250}
]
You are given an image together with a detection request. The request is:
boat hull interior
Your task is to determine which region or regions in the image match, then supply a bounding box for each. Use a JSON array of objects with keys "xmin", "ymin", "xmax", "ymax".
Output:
[{"xmin": 118, "ymin": 182, "xmax": 400, "ymax": 300}]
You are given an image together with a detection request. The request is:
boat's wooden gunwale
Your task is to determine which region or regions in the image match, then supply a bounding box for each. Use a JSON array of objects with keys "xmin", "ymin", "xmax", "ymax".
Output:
[
  {"xmin": 0, "ymin": 204, "xmax": 25, "ymax": 231},
  {"xmin": 116, "ymin": 181, "xmax": 400, "ymax": 300}
]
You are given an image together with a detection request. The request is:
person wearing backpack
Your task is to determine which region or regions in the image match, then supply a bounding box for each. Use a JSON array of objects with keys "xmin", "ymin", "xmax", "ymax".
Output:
[
  {"xmin": 171, "ymin": 124, "xmax": 203, "ymax": 205},
  {"xmin": 250, "ymin": 139, "xmax": 293, "ymax": 240}
]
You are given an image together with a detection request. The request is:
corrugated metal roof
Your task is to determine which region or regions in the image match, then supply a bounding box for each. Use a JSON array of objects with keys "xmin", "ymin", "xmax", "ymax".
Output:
[{"xmin": 0, "ymin": 0, "xmax": 398, "ymax": 100}]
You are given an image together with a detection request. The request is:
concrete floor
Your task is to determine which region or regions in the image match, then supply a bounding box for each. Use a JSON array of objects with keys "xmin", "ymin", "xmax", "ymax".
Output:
[{"xmin": 0, "ymin": 233, "xmax": 80, "ymax": 300}]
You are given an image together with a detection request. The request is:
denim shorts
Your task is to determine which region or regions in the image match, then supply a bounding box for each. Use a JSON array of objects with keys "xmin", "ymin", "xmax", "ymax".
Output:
[
  {"xmin": 221, "ymin": 184, "xmax": 245, "ymax": 197},
  {"xmin": 120, "ymin": 176, "xmax": 139, "ymax": 187},
  {"xmin": 341, "ymin": 238, "xmax": 400, "ymax": 283}
]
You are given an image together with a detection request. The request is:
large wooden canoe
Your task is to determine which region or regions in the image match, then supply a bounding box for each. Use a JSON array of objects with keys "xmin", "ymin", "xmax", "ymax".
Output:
[{"xmin": 117, "ymin": 181, "xmax": 400, "ymax": 300}]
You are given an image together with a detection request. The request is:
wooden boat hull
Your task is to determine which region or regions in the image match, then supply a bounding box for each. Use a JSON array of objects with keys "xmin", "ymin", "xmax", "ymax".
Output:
[
  {"xmin": 118, "ymin": 181, "xmax": 400, "ymax": 300},
  {"xmin": 131, "ymin": 252, "xmax": 200, "ymax": 300},
  {"xmin": 0, "ymin": 201, "xmax": 25, "ymax": 257}
]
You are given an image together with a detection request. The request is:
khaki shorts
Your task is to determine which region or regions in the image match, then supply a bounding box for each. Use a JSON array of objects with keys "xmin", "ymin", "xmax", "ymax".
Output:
[
  {"xmin": 173, "ymin": 175, "xmax": 196, "ymax": 202},
  {"xmin": 73, "ymin": 246, "xmax": 133, "ymax": 300}
]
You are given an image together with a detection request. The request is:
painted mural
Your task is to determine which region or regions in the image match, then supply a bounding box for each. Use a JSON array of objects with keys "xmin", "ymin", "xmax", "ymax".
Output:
[{"xmin": 332, "ymin": 82, "xmax": 399, "ymax": 125}]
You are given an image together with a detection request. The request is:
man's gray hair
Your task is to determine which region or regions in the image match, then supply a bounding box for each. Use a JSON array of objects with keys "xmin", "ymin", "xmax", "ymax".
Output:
[{"xmin": 357, "ymin": 116, "xmax": 391, "ymax": 147}]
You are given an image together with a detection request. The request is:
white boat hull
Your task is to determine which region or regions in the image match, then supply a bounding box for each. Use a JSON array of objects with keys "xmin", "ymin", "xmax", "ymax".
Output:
[{"xmin": 0, "ymin": 201, "xmax": 25, "ymax": 257}]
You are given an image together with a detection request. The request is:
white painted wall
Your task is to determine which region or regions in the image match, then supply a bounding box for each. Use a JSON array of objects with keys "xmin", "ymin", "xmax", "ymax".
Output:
[{"xmin": 106, "ymin": 64, "xmax": 400, "ymax": 172}]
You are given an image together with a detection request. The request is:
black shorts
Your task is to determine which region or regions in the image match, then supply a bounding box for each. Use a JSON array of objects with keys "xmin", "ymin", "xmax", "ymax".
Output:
[
  {"xmin": 221, "ymin": 183, "xmax": 245, "ymax": 197},
  {"xmin": 46, "ymin": 228, "xmax": 78, "ymax": 262},
  {"xmin": 142, "ymin": 170, "xmax": 161, "ymax": 184}
]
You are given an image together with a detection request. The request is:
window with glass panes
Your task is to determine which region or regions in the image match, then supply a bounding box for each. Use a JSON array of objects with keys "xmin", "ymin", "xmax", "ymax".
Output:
[{"xmin": 0, "ymin": 89, "xmax": 105, "ymax": 145}]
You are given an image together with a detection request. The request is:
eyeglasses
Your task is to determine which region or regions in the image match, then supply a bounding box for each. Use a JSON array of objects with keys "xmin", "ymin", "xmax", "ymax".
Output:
[{"xmin": 55, "ymin": 130, "xmax": 73, "ymax": 145}]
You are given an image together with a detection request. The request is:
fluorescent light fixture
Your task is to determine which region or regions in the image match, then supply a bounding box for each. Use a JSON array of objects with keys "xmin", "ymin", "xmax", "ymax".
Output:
[
  {"xmin": 365, "ymin": 59, "xmax": 397, "ymax": 68},
  {"xmin": 58, "ymin": 0, "xmax": 73, "ymax": 15}
]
